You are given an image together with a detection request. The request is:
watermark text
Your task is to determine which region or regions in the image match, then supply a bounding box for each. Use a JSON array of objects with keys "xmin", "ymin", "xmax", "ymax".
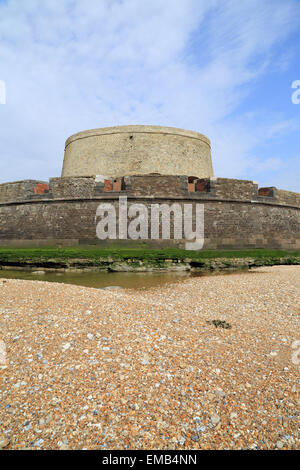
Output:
[
  {"xmin": 291, "ymin": 340, "xmax": 300, "ymax": 365},
  {"xmin": 0, "ymin": 80, "xmax": 6, "ymax": 104},
  {"xmin": 95, "ymin": 196, "xmax": 204, "ymax": 250},
  {"xmin": 291, "ymin": 80, "xmax": 300, "ymax": 104}
]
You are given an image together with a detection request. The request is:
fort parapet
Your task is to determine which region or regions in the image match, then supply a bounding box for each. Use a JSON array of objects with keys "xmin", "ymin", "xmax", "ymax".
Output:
[{"xmin": 0, "ymin": 175, "xmax": 299, "ymax": 249}]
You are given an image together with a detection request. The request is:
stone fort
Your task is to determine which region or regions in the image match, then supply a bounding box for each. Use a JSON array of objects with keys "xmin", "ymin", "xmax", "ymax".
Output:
[{"xmin": 0, "ymin": 125, "xmax": 299, "ymax": 250}]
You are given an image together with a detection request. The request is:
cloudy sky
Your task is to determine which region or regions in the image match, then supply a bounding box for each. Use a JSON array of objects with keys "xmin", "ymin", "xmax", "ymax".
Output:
[{"xmin": 0, "ymin": 0, "xmax": 300, "ymax": 191}]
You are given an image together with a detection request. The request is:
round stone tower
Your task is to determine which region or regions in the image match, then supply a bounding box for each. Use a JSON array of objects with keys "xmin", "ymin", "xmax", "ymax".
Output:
[{"xmin": 61, "ymin": 125, "xmax": 213, "ymax": 178}]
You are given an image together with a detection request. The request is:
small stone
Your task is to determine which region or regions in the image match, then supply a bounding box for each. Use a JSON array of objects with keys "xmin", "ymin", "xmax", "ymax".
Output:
[
  {"xmin": 198, "ymin": 425, "xmax": 206, "ymax": 433},
  {"xmin": 58, "ymin": 443, "xmax": 69, "ymax": 450},
  {"xmin": 34, "ymin": 438, "xmax": 44, "ymax": 447},
  {"xmin": 58, "ymin": 440, "xmax": 69, "ymax": 450},
  {"xmin": 215, "ymin": 389, "xmax": 226, "ymax": 398},
  {"xmin": 276, "ymin": 440, "xmax": 284, "ymax": 449},
  {"xmin": 210, "ymin": 414, "xmax": 220, "ymax": 426},
  {"xmin": 0, "ymin": 437, "xmax": 9, "ymax": 449},
  {"xmin": 45, "ymin": 413, "xmax": 53, "ymax": 424}
]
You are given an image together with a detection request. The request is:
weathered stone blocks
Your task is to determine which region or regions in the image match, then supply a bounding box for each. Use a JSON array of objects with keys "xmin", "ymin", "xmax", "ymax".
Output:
[
  {"xmin": 0, "ymin": 175, "xmax": 299, "ymax": 250},
  {"xmin": 62, "ymin": 125, "xmax": 213, "ymax": 178}
]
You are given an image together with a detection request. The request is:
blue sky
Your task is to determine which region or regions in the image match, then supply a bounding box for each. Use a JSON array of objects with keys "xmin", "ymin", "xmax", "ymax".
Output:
[{"xmin": 0, "ymin": 0, "xmax": 300, "ymax": 192}]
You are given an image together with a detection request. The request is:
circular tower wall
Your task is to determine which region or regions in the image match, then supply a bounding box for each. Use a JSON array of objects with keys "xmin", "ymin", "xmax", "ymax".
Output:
[{"xmin": 62, "ymin": 125, "xmax": 213, "ymax": 178}]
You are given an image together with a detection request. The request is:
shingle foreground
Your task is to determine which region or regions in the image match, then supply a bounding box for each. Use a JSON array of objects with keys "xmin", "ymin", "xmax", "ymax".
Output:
[{"xmin": 0, "ymin": 266, "xmax": 299, "ymax": 450}]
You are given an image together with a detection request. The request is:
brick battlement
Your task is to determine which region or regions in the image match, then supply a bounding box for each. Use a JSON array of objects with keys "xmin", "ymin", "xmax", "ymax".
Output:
[{"xmin": 0, "ymin": 175, "xmax": 299, "ymax": 209}]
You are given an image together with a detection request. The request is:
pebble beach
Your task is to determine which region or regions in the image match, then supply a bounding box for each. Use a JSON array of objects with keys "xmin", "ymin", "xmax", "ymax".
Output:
[{"xmin": 0, "ymin": 265, "xmax": 299, "ymax": 450}]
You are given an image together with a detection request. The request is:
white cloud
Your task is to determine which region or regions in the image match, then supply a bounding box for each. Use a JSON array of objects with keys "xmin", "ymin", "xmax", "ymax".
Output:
[{"xmin": 0, "ymin": 0, "xmax": 299, "ymax": 190}]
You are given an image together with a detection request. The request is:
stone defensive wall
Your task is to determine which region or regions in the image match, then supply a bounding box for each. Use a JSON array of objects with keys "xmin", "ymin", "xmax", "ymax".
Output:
[
  {"xmin": 62, "ymin": 126, "xmax": 214, "ymax": 178},
  {"xmin": 0, "ymin": 175, "xmax": 299, "ymax": 249}
]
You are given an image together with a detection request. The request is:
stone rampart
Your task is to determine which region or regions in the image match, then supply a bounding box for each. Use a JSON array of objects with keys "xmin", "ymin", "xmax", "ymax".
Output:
[{"xmin": 0, "ymin": 175, "xmax": 299, "ymax": 250}]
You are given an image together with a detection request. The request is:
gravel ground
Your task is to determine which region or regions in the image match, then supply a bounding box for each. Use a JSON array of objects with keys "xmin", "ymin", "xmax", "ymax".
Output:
[{"xmin": 0, "ymin": 265, "xmax": 299, "ymax": 450}]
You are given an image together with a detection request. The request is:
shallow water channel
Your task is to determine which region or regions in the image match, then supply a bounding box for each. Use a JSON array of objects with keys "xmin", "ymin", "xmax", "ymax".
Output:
[{"xmin": 0, "ymin": 268, "xmax": 193, "ymax": 290}]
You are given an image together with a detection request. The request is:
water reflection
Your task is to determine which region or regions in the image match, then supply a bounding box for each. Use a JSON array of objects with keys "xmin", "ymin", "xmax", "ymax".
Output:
[{"xmin": 0, "ymin": 269, "xmax": 191, "ymax": 290}]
